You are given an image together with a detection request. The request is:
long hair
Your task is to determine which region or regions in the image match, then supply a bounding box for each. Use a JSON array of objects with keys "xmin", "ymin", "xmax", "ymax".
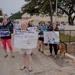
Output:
[
  {"xmin": 2, "ymin": 18, "xmax": 8, "ymax": 26},
  {"xmin": 52, "ymin": 23, "xmax": 58, "ymax": 31},
  {"xmin": 40, "ymin": 21, "xmax": 46, "ymax": 26}
]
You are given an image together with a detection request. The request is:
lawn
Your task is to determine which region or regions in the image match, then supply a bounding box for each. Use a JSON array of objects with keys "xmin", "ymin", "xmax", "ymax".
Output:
[{"xmin": 60, "ymin": 33, "xmax": 75, "ymax": 42}]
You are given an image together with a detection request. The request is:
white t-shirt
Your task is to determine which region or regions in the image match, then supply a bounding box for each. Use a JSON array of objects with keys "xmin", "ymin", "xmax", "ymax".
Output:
[
  {"xmin": 58, "ymin": 24, "xmax": 64, "ymax": 30},
  {"xmin": 15, "ymin": 23, "xmax": 20, "ymax": 30}
]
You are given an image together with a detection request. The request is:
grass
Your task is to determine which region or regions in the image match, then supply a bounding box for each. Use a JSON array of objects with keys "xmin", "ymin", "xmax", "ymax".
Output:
[{"xmin": 60, "ymin": 33, "xmax": 75, "ymax": 42}]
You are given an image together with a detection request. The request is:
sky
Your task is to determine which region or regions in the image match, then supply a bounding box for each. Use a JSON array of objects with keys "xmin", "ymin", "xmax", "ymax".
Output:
[{"xmin": 0, "ymin": 0, "xmax": 26, "ymax": 16}]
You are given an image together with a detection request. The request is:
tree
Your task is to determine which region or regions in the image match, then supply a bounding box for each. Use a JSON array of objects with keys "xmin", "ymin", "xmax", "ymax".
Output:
[
  {"xmin": 58, "ymin": 0, "xmax": 75, "ymax": 25},
  {"xmin": 9, "ymin": 11, "xmax": 24, "ymax": 19},
  {"xmin": 22, "ymin": 0, "xmax": 75, "ymax": 25}
]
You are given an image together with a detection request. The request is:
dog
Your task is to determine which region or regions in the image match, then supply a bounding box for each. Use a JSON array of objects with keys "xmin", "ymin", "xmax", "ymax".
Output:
[{"xmin": 58, "ymin": 43, "xmax": 66, "ymax": 58}]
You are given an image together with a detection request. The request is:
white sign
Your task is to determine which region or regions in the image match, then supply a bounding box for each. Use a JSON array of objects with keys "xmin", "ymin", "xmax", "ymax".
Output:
[
  {"xmin": 28, "ymin": 27, "xmax": 37, "ymax": 32},
  {"xmin": 14, "ymin": 30, "xmax": 38, "ymax": 49},
  {"xmin": 44, "ymin": 31, "xmax": 59, "ymax": 44}
]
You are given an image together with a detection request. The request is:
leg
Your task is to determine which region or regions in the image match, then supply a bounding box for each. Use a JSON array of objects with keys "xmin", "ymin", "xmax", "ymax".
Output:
[
  {"xmin": 6, "ymin": 39, "xmax": 14, "ymax": 57},
  {"xmin": 49, "ymin": 44, "xmax": 53, "ymax": 55},
  {"xmin": 38, "ymin": 40, "xmax": 41, "ymax": 51},
  {"xmin": 27, "ymin": 54, "xmax": 32, "ymax": 72},
  {"xmin": 53, "ymin": 44, "xmax": 58, "ymax": 58},
  {"xmin": 1, "ymin": 39, "xmax": 8, "ymax": 57},
  {"xmin": 20, "ymin": 53, "xmax": 26, "ymax": 70},
  {"xmin": 38, "ymin": 37, "xmax": 44, "ymax": 53},
  {"xmin": 41, "ymin": 41, "xmax": 44, "ymax": 53},
  {"xmin": 27, "ymin": 54, "xmax": 32, "ymax": 68}
]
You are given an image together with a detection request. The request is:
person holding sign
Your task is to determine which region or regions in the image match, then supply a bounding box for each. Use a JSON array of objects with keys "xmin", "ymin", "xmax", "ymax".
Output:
[
  {"xmin": 48, "ymin": 24, "xmax": 58, "ymax": 58},
  {"xmin": 0, "ymin": 18, "xmax": 15, "ymax": 58},
  {"xmin": 38, "ymin": 21, "xmax": 47, "ymax": 53},
  {"xmin": 20, "ymin": 22, "xmax": 33, "ymax": 72}
]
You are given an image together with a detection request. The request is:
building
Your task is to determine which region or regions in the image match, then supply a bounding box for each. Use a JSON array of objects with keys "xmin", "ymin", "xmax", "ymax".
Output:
[{"xmin": 21, "ymin": 13, "xmax": 68, "ymax": 22}]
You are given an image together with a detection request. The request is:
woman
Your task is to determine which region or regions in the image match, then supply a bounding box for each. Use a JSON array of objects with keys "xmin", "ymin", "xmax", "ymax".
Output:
[
  {"xmin": 38, "ymin": 21, "xmax": 47, "ymax": 53},
  {"xmin": 28, "ymin": 19, "xmax": 34, "ymax": 27},
  {"xmin": 20, "ymin": 22, "xmax": 32, "ymax": 72},
  {"xmin": 48, "ymin": 23, "xmax": 58, "ymax": 58},
  {"xmin": 0, "ymin": 18, "xmax": 15, "ymax": 58}
]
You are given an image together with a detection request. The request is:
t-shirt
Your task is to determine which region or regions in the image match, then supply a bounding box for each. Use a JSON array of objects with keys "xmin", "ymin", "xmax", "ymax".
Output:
[{"xmin": 15, "ymin": 23, "xmax": 20, "ymax": 30}]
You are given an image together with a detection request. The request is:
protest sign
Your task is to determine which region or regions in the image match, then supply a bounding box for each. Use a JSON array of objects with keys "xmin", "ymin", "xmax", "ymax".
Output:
[
  {"xmin": 14, "ymin": 30, "xmax": 38, "ymax": 49},
  {"xmin": 44, "ymin": 31, "xmax": 59, "ymax": 44},
  {"xmin": 28, "ymin": 27, "xmax": 37, "ymax": 32}
]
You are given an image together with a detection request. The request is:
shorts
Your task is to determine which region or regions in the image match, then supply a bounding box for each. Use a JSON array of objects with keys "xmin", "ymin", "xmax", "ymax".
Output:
[
  {"xmin": 20, "ymin": 49, "xmax": 32, "ymax": 55},
  {"xmin": 38, "ymin": 37, "xmax": 44, "ymax": 42}
]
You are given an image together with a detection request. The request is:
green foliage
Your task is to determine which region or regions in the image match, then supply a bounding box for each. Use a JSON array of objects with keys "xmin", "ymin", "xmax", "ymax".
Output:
[
  {"xmin": 9, "ymin": 11, "xmax": 24, "ymax": 19},
  {"xmin": 22, "ymin": 0, "xmax": 75, "ymax": 25}
]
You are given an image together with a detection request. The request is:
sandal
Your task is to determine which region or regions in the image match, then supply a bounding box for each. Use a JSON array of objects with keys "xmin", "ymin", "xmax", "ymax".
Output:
[
  {"xmin": 29, "ymin": 67, "xmax": 33, "ymax": 72},
  {"xmin": 11, "ymin": 55, "xmax": 15, "ymax": 58},
  {"xmin": 29, "ymin": 69, "xmax": 33, "ymax": 72},
  {"xmin": 41, "ymin": 51, "xmax": 44, "ymax": 53},
  {"xmin": 20, "ymin": 66, "xmax": 26, "ymax": 70},
  {"xmin": 4, "ymin": 55, "xmax": 8, "ymax": 58}
]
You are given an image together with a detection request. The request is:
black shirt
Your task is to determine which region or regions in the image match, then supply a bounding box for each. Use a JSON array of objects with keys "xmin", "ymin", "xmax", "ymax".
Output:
[{"xmin": 0, "ymin": 24, "xmax": 13, "ymax": 39}]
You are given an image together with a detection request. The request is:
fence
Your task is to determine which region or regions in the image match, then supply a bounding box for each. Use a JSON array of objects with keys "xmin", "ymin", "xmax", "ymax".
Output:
[
  {"xmin": 59, "ymin": 30, "xmax": 75, "ymax": 53},
  {"xmin": 59, "ymin": 30, "xmax": 75, "ymax": 43}
]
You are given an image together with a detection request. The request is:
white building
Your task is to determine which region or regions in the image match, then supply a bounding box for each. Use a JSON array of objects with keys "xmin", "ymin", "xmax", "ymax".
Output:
[{"xmin": 21, "ymin": 13, "xmax": 68, "ymax": 22}]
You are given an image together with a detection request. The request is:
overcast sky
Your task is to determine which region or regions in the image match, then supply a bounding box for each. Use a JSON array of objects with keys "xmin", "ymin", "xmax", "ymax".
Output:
[{"xmin": 0, "ymin": 0, "xmax": 26, "ymax": 16}]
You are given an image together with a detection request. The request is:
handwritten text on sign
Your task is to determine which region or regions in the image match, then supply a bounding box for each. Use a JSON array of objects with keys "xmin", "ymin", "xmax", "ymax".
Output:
[{"xmin": 14, "ymin": 30, "xmax": 38, "ymax": 49}]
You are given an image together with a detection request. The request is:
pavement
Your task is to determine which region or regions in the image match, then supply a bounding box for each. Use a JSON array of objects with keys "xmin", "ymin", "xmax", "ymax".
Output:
[{"xmin": 0, "ymin": 42, "xmax": 75, "ymax": 75}]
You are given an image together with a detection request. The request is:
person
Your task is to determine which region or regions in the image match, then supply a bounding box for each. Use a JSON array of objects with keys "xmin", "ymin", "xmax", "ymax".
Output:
[
  {"xmin": 58, "ymin": 23, "xmax": 64, "ymax": 30},
  {"xmin": 14, "ymin": 21, "xmax": 20, "ymax": 30},
  {"xmin": 7, "ymin": 18, "xmax": 14, "ymax": 29},
  {"xmin": 20, "ymin": 22, "xmax": 32, "ymax": 72},
  {"xmin": 28, "ymin": 19, "xmax": 34, "ymax": 27},
  {"xmin": 48, "ymin": 23, "xmax": 58, "ymax": 58},
  {"xmin": 0, "ymin": 18, "xmax": 15, "ymax": 58},
  {"xmin": 37, "ymin": 21, "xmax": 47, "ymax": 53},
  {"xmin": 0, "ymin": 22, "xmax": 2, "ymax": 26}
]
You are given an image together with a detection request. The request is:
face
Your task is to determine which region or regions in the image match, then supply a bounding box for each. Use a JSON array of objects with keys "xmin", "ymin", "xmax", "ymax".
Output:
[
  {"xmin": 16, "ymin": 21, "xmax": 19, "ymax": 24},
  {"xmin": 28, "ymin": 20, "xmax": 33, "ymax": 25},
  {"xmin": 53, "ymin": 24, "xmax": 57, "ymax": 30},
  {"xmin": 3, "ymin": 19, "xmax": 8, "ymax": 25},
  {"xmin": 41, "ymin": 22, "xmax": 45, "ymax": 26},
  {"xmin": 21, "ymin": 22, "xmax": 28, "ymax": 30}
]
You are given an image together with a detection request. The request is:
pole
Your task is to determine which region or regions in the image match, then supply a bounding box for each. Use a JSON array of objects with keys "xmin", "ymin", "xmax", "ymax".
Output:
[
  {"xmin": 55, "ymin": 0, "xmax": 58, "ymax": 23},
  {"xmin": 49, "ymin": 0, "xmax": 53, "ymax": 25}
]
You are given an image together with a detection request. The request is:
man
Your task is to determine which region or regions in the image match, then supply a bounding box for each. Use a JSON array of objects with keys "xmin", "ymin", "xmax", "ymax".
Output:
[{"xmin": 15, "ymin": 21, "xmax": 20, "ymax": 30}]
